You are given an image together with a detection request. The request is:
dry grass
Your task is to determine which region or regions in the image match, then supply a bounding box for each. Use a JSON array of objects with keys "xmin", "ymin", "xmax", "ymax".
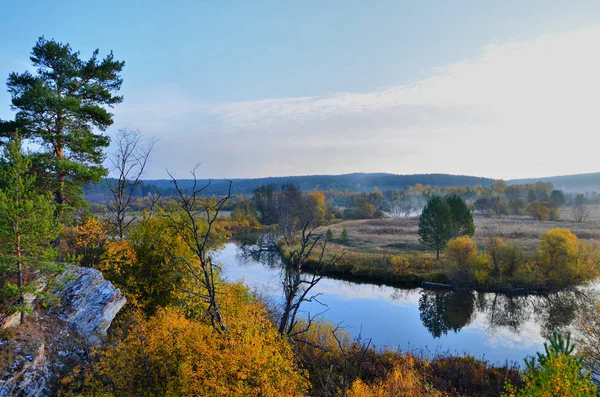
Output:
[{"xmin": 321, "ymin": 205, "xmax": 600, "ymax": 255}]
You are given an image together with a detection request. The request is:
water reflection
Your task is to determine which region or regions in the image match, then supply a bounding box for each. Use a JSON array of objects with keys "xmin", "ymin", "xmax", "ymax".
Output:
[
  {"xmin": 418, "ymin": 290, "xmax": 476, "ymax": 338},
  {"xmin": 414, "ymin": 289, "xmax": 598, "ymax": 340},
  {"xmin": 221, "ymin": 242, "xmax": 599, "ymax": 362}
]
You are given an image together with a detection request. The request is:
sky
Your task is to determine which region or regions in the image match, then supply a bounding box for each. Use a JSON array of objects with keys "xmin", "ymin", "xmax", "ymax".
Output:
[{"xmin": 1, "ymin": 0, "xmax": 600, "ymax": 180}]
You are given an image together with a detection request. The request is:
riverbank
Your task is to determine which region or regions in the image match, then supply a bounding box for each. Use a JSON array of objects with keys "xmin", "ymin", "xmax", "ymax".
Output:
[
  {"xmin": 306, "ymin": 217, "xmax": 600, "ymax": 293},
  {"xmin": 302, "ymin": 249, "xmax": 597, "ymax": 294},
  {"xmin": 220, "ymin": 242, "xmax": 598, "ymax": 368}
]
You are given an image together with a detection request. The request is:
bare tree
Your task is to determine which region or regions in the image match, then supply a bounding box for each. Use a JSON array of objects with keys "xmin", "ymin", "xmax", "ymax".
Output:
[
  {"xmin": 241, "ymin": 197, "xmax": 342, "ymax": 340},
  {"xmin": 279, "ymin": 223, "xmax": 329, "ymax": 337},
  {"xmin": 332, "ymin": 324, "xmax": 372, "ymax": 397},
  {"xmin": 166, "ymin": 168, "xmax": 232, "ymax": 333},
  {"xmin": 574, "ymin": 194, "xmax": 589, "ymax": 223},
  {"xmin": 107, "ymin": 129, "xmax": 155, "ymax": 239}
]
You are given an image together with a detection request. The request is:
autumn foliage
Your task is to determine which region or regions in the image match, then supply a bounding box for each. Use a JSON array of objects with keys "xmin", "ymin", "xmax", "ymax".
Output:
[{"xmin": 63, "ymin": 287, "xmax": 308, "ymax": 396}]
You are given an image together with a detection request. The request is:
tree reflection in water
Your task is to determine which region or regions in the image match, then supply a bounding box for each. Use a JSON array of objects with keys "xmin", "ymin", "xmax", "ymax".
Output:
[
  {"xmin": 236, "ymin": 233, "xmax": 283, "ymax": 269},
  {"xmin": 417, "ymin": 286, "xmax": 599, "ymax": 339},
  {"xmin": 418, "ymin": 289, "xmax": 476, "ymax": 338}
]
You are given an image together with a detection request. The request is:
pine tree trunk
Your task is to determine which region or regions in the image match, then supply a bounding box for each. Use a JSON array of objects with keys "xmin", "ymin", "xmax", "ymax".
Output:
[{"xmin": 17, "ymin": 232, "xmax": 24, "ymax": 324}]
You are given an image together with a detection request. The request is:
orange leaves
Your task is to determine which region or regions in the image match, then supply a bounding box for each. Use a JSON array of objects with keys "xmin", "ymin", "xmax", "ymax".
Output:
[
  {"xmin": 98, "ymin": 239, "xmax": 137, "ymax": 276},
  {"xmin": 72, "ymin": 217, "xmax": 108, "ymax": 266},
  {"xmin": 348, "ymin": 356, "xmax": 443, "ymax": 397},
  {"xmin": 84, "ymin": 298, "xmax": 308, "ymax": 396}
]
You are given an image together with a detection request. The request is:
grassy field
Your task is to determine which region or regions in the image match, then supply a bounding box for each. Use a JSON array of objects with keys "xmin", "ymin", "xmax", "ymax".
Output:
[{"xmin": 321, "ymin": 205, "xmax": 600, "ymax": 256}]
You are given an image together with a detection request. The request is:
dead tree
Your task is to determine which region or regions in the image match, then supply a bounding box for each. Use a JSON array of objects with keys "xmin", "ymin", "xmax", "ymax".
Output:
[
  {"xmin": 278, "ymin": 221, "xmax": 343, "ymax": 340},
  {"xmin": 574, "ymin": 198, "xmax": 589, "ymax": 223},
  {"xmin": 332, "ymin": 324, "xmax": 372, "ymax": 397},
  {"xmin": 107, "ymin": 129, "xmax": 155, "ymax": 239},
  {"xmin": 166, "ymin": 168, "xmax": 231, "ymax": 333}
]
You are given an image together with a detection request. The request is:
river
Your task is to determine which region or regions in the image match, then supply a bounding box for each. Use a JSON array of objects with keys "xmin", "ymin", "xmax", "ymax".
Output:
[{"xmin": 217, "ymin": 242, "xmax": 598, "ymax": 365}]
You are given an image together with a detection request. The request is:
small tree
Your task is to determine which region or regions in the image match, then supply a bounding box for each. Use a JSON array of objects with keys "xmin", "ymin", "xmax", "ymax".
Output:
[
  {"xmin": 418, "ymin": 196, "xmax": 452, "ymax": 259},
  {"xmin": 446, "ymin": 195, "xmax": 475, "ymax": 237},
  {"xmin": 107, "ymin": 129, "xmax": 155, "ymax": 239},
  {"xmin": 574, "ymin": 194, "xmax": 588, "ymax": 223},
  {"xmin": 340, "ymin": 227, "xmax": 349, "ymax": 243},
  {"xmin": 166, "ymin": 169, "xmax": 232, "ymax": 333},
  {"xmin": 446, "ymin": 237, "xmax": 477, "ymax": 285},
  {"xmin": 505, "ymin": 332, "xmax": 597, "ymax": 396},
  {"xmin": 0, "ymin": 133, "xmax": 58, "ymax": 322},
  {"xmin": 549, "ymin": 190, "xmax": 566, "ymax": 208},
  {"xmin": 526, "ymin": 201, "xmax": 550, "ymax": 221},
  {"xmin": 326, "ymin": 228, "xmax": 334, "ymax": 241},
  {"xmin": 537, "ymin": 228, "xmax": 579, "ymax": 285}
]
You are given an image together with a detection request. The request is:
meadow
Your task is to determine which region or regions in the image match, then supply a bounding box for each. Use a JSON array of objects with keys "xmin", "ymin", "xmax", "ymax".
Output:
[{"xmin": 321, "ymin": 205, "xmax": 600, "ymax": 255}]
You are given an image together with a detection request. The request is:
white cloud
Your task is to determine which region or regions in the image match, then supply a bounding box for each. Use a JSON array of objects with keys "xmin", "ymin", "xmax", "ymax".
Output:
[{"xmin": 113, "ymin": 25, "xmax": 600, "ymax": 179}]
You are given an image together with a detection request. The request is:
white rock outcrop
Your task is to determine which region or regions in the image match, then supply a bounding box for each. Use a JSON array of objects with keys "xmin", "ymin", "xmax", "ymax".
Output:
[
  {"xmin": 53, "ymin": 266, "xmax": 127, "ymax": 345},
  {"xmin": 0, "ymin": 266, "xmax": 127, "ymax": 396}
]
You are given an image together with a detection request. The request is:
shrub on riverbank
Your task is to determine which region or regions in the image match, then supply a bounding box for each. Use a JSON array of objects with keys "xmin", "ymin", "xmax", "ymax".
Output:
[
  {"xmin": 303, "ymin": 228, "xmax": 600, "ymax": 292},
  {"xmin": 295, "ymin": 319, "xmax": 522, "ymax": 397}
]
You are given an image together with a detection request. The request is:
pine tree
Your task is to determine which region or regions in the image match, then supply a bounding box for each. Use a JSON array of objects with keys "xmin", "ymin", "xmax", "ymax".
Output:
[
  {"xmin": 418, "ymin": 196, "xmax": 452, "ymax": 259},
  {"xmin": 340, "ymin": 227, "xmax": 349, "ymax": 243},
  {"xmin": 0, "ymin": 132, "xmax": 58, "ymax": 322},
  {"xmin": 446, "ymin": 195, "xmax": 475, "ymax": 237},
  {"xmin": 326, "ymin": 228, "xmax": 334, "ymax": 241},
  {"xmin": 3, "ymin": 37, "xmax": 125, "ymax": 210}
]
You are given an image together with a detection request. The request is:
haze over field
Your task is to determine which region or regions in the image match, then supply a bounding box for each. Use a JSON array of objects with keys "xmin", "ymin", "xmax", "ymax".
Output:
[{"xmin": 1, "ymin": 1, "xmax": 600, "ymax": 179}]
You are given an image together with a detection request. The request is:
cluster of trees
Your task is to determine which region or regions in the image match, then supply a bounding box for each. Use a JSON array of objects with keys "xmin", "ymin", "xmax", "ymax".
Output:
[
  {"xmin": 472, "ymin": 180, "xmax": 566, "ymax": 220},
  {"xmin": 83, "ymin": 172, "xmax": 495, "ymax": 200},
  {"xmin": 252, "ymin": 184, "xmax": 331, "ymax": 231},
  {"xmin": 416, "ymin": 195, "xmax": 599, "ymax": 288},
  {"xmin": 442, "ymin": 228, "xmax": 599, "ymax": 288},
  {"xmin": 418, "ymin": 195, "xmax": 475, "ymax": 258}
]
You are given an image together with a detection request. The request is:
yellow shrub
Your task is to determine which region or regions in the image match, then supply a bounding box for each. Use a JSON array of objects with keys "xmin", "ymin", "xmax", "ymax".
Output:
[
  {"xmin": 537, "ymin": 228, "xmax": 579, "ymax": 284},
  {"xmin": 446, "ymin": 237, "xmax": 477, "ymax": 268},
  {"xmin": 72, "ymin": 302, "xmax": 308, "ymax": 397},
  {"xmin": 348, "ymin": 356, "xmax": 443, "ymax": 397},
  {"xmin": 390, "ymin": 255, "xmax": 410, "ymax": 274}
]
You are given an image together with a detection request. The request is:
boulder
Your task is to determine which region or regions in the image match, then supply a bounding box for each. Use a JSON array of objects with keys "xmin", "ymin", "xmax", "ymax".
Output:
[{"xmin": 53, "ymin": 266, "xmax": 127, "ymax": 345}]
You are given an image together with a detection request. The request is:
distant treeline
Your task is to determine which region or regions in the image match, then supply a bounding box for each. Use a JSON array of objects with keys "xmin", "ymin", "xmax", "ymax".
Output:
[
  {"xmin": 509, "ymin": 172, "xmax": 600, "ymax": 193},
  {"xmin": 84, "ymin": 173, "xmax": 494, "ymax": 203}
]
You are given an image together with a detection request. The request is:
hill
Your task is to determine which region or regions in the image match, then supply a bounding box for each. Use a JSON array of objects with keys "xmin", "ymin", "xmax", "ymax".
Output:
[
  {"xmin": 508, "ymin": 172, "xmax": 600, "ymax": 193},
  {"xmin": 84, "ymin": 172, "xmax": 600, "ymax": 204},
  {"xmin": 141, "ymin": 173, "xmax": 493, "ymax": 195},
  {"xmin": 84, "ymin": 173, "xmax": 494, "ymax": 203}
]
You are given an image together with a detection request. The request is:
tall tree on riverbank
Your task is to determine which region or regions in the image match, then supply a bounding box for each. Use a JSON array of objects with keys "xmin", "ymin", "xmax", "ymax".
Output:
[
  {"xmin": 0, "ymin": 133, "xmax": 57, "ymax": 322},
  {"xmin": 446, "ymin": 195, "xmax": 475, "ymax": 238},
  {"xmin": 418, "ymin": 196, "xmax": 452, "ymax": 259},
  {"xmin": 3, "ymin": 37, "xmax": 125, "ymax": 211}
]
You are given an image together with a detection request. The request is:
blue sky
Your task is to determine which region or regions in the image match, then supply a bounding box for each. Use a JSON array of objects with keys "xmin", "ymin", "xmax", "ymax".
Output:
[{"xmin": 1, "ymin": 1, "xmax": 600, "ymax": 179}]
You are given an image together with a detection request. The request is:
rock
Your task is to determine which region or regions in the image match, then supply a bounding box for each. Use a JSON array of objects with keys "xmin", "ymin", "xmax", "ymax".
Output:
[
  {"xmin": 0, "ymin": 265, "xmax": 127, "ymax": 396},
  {"xmin": 53, "ymin": 266, "xmax": 127, "ymax": 345},
  {"xmin": 0, "ymin": 343, "xmax": 48, "ymax": 397}
]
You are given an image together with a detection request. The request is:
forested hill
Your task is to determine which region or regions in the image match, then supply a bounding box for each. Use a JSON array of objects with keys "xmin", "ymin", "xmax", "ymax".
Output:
[
  {"xmin": 84, "ymin": 173, "xmax": 494, "ymax": 202},
  {"xmin": 508, "ymin": 172, "xmax": 600, "ymax": 193},
  {"xmin": 146, "ymin": 173, "xmax": 494, "ymax": 193}
]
